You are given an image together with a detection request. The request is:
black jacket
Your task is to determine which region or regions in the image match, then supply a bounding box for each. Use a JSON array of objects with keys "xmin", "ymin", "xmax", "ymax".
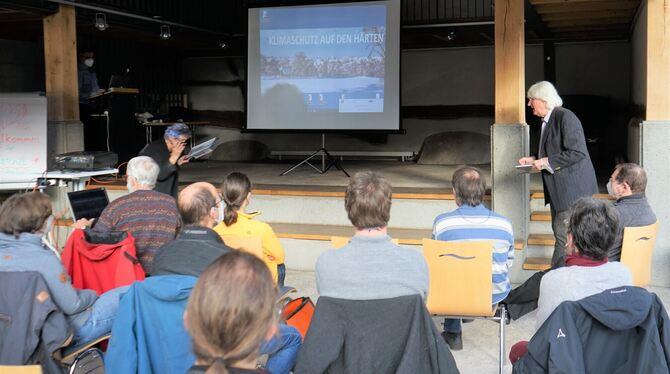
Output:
[
  {"xmin": 0, "ymin": 271, "xmax": 72, "ymax": 374},
  {"xmin": 539, "ymin": 107, "xmax": 598, "ymax": 212},
  {"xmin": 294, "ymin": 295, "xmax": 459, "ymax": 374},
  {"xmin": 139, "ymin": 138, "xmax": 179, "ymax": 198},
  {"xmin": 151, "ymin": 226, "xmax": 231, "ymax": 277},
  {"xmin": 513, "ymin": 286, "xmax": 670, "ymax": 374}
]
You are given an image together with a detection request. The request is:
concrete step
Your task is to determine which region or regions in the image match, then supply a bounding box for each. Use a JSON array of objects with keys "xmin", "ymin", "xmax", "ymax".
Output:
[
  {"xmin": 527, "ymin": 233, "xmax": 555, "ymax": 246},
  {"xmin": 523, "ymin": 257, "xmax": 551, "ymax": 271},
  {"xmin": 530, "ymin": 211, "xmax": 551, "ymax": 221},
  {"xmin": 92, "ymin": 184, "xmax": 463, "ymax": 230}
]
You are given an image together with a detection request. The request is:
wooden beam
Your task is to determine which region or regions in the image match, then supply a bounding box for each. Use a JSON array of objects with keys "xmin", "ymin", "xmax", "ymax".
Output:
[
  {"xmin": 43, "ymin": 4, "xmax": 78, "ymax": 121},
  {"xmin": 646, "ymin": 0, "xmax": 670, "ymax": 120},
  {"xmin": 531, "ymin": 0, "xmax": 624, "ymax": 4},
  {"xmin": 547, "ymin": 17, "xmax": 632, "ymax": 28},
  {"xmin": 525, "ymin": 0, "xmax": 552, "ymax": 39},
  {"xmin": 495, "ymin": 0, "xmax": 525, "ymax": 124},
  {"xmin": 541, "ymin": 9, "xmax": 634, "ymax": 21},
  {"xmin": 535, "ymin": 1, "xmax": 638, "ymax": 14}
]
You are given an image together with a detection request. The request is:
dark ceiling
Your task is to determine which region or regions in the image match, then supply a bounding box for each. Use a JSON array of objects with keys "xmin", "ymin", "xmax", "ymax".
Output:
[{"xmin": 0, "ymin": 0, "xmax": 642, "ymax": 55}]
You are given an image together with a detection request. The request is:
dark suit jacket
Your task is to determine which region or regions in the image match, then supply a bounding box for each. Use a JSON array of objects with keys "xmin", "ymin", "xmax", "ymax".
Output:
[
  {"xmin": 538, "ymin": 106, "xmax": 598, "ymax": 212},
  {"xmin": 139, "ymin": 139, "xmax": 179, "ymax": 198}
]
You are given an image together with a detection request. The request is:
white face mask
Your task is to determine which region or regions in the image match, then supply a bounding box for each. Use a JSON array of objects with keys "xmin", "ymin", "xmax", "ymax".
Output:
[
  {"xmin": 40, "ymin": 215, "xmax": 55, "ymax": 237},
  {"xmin": 218, "ymin": 201, "xmax": 225, "ymax": 223},
  {"xmin": 84, "ymin": 58, "xmax": 94, "ymax": 68},
  {"xmin": 606, "ymin": 180, "xmax": 616, "ymax": 198}
]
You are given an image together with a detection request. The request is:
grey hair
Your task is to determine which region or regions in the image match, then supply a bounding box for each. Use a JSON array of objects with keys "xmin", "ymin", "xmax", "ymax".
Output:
[
  {"xmin": 527, "ymin": 81, "xmax": 563, "ymax": 110},
  {"xmin": 127, "ymin": 156, "xmax": 159, "ymax": 188}
]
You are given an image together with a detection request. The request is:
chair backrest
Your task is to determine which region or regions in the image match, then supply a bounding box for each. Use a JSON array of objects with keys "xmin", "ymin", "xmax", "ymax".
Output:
[
  {"xmin": 222, "ymin": 236, "xmax": 263, "ymax": 259},
  {"xmin": 422, "ymin": 238, "xmax": 494, "ymax": 317},
  {"xmin": 330, "ymin": 236, "xmax": 399, "ymax": 249},
  {"xmin": 0, "ymin": 365, "xmax": 43, "ymax": 373},
  {"xmin": 620, "ymin": 222, "xmax": 658, "ymax": 287}
]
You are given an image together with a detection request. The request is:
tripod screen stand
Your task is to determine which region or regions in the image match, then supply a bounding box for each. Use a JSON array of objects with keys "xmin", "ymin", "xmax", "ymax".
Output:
[{"xmin": 280, "ymin": 134, "xmax": 350, "ymax": 177}]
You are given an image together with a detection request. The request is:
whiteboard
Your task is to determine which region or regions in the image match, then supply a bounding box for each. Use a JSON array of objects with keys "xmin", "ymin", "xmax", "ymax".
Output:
[{"xmin": 0, "ymin": 93, "xmax": 47, "ymax": 186}]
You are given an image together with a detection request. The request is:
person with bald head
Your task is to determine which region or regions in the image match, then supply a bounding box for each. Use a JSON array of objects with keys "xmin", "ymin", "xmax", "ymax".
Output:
[
  {"xmin": 151, "ymin": 182, "xmax": 232, "ymax": 277},
  {"xmin": 149, "ymin": 182, "xmax": 303, "ymax": 374}
]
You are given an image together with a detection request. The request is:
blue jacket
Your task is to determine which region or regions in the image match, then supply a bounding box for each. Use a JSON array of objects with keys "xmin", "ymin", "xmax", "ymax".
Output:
[{"xmin": 106, "ymin": 275, "xmax": 197, "ymax": 374}]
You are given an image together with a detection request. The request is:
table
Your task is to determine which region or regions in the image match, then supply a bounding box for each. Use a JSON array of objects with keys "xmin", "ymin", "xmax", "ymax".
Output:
[{"xmin": 141, "ymin": 121, "xmax": 211, "ymax": 147}]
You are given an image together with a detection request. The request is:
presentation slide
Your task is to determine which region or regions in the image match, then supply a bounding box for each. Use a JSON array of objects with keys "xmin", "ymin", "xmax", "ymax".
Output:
[{"xmin": 247, "ymin": 0, "xmax": 400, "ymax": 131}]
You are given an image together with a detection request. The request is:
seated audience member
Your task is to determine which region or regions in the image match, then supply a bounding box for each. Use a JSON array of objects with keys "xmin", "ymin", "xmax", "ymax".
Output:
[
  {"xmin": 152, "ymin": 182, "xmax": 232, "ymax": 276},
  {"xmin": 606, "ymin": 162, "xmax": 657, "ymax": 261},
  {"xmin": 509, "ymin": 198, "xmax": 633, "ymax": 364},
  {"xmin": 213, "ymin": 172, "xmax": 286, "ymax": 286},
  {"xmin": 534, "ymin": 197, "xmax": 633, "ymax": 329},
  {"xmin": 153, "ymin": 182, "xmax": 301, "ymax": 374},
  {"xmin": 315, "ymin": 170, "xmax": 429, "ymax": 300},
  {"xmin": 503, "ymin": 163, "xmax": 655, "ymax": 320},
  {"xmin": 0, "ymin": 192, "xmax": 127, "ymax": 345},
  {"xmin": 432, "ymin": 166, "xmax": 514, "ymax": 350},
  {"xmin": 139, "ymin": 122, "xmax": 191, "ymax": 198},
  {"xmin": 185, "ymin": 251, "xmax": 279, "ymax": 374},
  {"xmin": 512, "ymin": 286, "xmax": 670, "ymax": 372},
  {"xmin": 75, "ymin": 156, "xmax": 180, "ymax": 274}
]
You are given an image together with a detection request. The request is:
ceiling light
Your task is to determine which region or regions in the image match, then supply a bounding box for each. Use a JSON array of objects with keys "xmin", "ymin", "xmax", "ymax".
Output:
[
  {"xmin": 94, "ymin": 13, "xmax": 108, "ymax": 31},
  {"xmin": 160, "ymin": 25, "xmax": 171, "ymax": 40},
  {"xmin": 219, "ymin": 41, "xmax": 228, "ymax": 49}
]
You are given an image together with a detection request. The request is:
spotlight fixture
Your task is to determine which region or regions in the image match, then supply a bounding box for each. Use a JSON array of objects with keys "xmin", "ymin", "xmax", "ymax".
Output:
[
  {"xmin": 218, "ymin": 40, "xmax": 228, "ymax": 49},
  {"xmin": 159, "ymin": 25, "xmax": 171, "ymax": 40},
  {"xmin": 94, "ymin": 13, "xmax": 108, "ymax": 31},
  {"xmin": 447, "ymin": 31, "xmax": 456, "ymax": 41}
]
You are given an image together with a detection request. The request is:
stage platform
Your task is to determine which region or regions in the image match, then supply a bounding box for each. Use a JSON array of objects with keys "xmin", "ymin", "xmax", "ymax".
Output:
[{"xmin": 178, "ymin": 160, "xmax": 545, "ymax": 191}]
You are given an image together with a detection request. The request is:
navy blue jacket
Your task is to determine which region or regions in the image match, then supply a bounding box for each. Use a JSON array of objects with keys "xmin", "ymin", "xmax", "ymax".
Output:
[{"xmin": 513, "ymin": 286, "xmax": 670, "ymax": 374}]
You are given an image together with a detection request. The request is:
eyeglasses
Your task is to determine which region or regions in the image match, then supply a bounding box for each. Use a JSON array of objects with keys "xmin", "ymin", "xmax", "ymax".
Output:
[{"xmin": 212, "ymin": 193, "xmax": 224, "ymax": 209}]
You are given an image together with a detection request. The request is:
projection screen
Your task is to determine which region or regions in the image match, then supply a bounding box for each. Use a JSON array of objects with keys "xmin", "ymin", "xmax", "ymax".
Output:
[{"xmin": 246, "ymin": 0, "xmax": 400, "ymax": 131}]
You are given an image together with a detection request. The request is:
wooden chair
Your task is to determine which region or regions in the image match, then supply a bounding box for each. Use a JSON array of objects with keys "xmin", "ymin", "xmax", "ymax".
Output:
[
  {"xmin": 0, "ymin": 366, "xmax": 42, "ymax": 374},
  {"xmin": 222, "ymin": 236, "xmax": 264, "ymax": 259},
  {"xmin": 330, "ymin": 236, "xmax": 399, "ymax": 249},
  {"xmin": 422, "ymin": 238, "xmax": 507, "ymax": 374},
  {"xmin": 620, "ymin": 222, "xmax": 658, "ymax": 287}
]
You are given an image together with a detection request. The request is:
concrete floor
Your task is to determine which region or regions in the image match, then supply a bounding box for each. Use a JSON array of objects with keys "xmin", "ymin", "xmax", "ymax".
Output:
[
  {"xmin": 181, "ymin": 160, "xmax": 546, "ymax": 191},
  {"xmin": 286, "ymin": 269, "xmax": 670, "ymax": 374}
]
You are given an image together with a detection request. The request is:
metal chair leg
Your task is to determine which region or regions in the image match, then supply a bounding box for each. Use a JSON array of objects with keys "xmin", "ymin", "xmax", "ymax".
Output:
[{"xmin": 498, "ymin": 305, "xmax": 507, "ymax": 374}]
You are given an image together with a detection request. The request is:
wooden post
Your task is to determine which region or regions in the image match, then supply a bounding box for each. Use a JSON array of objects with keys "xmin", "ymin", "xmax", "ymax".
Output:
[
  {"xmin": 495, "ymin": 0, "xmax": 525, "ymax": 124},
  {"xmin": 646, "ymin": 0, "xmax": 670, "ymax": 120},
  {"xmin": 43, "ymin": 4, "xmax": 79, "ymax": 121}
]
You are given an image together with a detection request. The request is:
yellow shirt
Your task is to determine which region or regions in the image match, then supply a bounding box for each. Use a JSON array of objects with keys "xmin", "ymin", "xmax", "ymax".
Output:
[{"xmin": 213, "ymin": 211, "xmax": 285, "ymax": 282}]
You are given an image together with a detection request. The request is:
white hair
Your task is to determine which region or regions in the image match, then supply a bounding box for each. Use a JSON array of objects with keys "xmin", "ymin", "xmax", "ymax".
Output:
[
  {"xmin": 127, "ymin": 156, "xmax": 159, "ymax": 188},
  {"xmin": 527, "ymin": 81, "xmax": 563, "ymax": 110}
]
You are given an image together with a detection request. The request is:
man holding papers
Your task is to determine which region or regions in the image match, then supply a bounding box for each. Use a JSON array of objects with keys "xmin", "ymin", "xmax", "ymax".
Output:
[{"xmin": 518, "ymin": 81, "xmax": 597, "ymax": 268}]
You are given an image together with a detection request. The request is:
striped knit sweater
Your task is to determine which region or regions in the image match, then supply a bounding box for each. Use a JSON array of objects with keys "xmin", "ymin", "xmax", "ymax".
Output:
[
  {"xmin": 93, "ymin": 189, "xmax": 180, "ymax": 274},
  {"xmin": 432, "ymin": 204, "xmax": 515, "ymax": 304}
]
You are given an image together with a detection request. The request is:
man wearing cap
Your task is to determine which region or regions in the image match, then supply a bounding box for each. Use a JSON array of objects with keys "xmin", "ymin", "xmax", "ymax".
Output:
[{"xmin": 140, "ymin": 123, "xmax": 191, "ymax": 198}]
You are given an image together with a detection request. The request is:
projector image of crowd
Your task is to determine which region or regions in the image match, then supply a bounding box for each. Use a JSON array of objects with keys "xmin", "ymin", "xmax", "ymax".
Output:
[
  {"xmin": 1, "ymin": 83, "xmax": 669, "ymax": 374},
  {"xmin": 261, "ymin": 54, "xmax": 384, "ymax": 79}
]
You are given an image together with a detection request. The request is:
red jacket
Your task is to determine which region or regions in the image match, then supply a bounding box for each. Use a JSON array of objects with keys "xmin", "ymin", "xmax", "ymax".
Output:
[{"xmin": 62, "ymin": 229, "xmax": 145, "ymax": 295}]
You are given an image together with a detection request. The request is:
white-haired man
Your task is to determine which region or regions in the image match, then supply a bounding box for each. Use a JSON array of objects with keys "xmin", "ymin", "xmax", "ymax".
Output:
[
  {"xmin": 75, "ymin": 156, "xmax": 180, "ymax": 273},
  {"xmin": 519, "ymin": 81, "xmax": 597, "ymax": 268}
]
